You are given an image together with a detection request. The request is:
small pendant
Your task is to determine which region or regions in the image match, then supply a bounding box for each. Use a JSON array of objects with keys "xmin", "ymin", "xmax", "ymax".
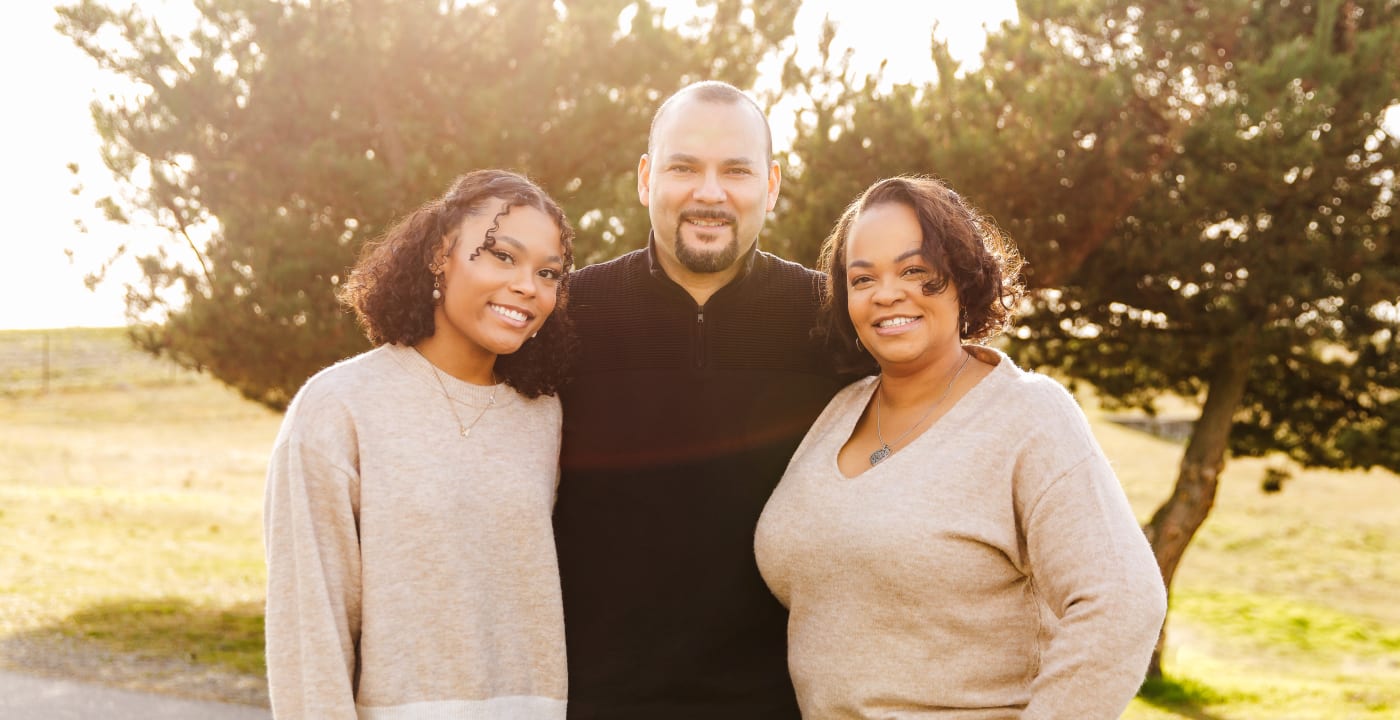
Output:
[
  {"xmin": 869, "ymin": 444, "xmax": 891, "ymax": 466},
  {"xmin": 460, "ymin": 428, "xmax": 471, "ymax": 438}
]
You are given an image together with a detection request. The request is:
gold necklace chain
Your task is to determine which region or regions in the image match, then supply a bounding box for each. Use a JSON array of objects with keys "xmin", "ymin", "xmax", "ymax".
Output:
[
  {"xmin": 416, "ymin": 348, "xmax": 497, "ymax": 438},
  {"xmin": 869, "ymin": 349, "xmax": 971, "ymax": 466}
]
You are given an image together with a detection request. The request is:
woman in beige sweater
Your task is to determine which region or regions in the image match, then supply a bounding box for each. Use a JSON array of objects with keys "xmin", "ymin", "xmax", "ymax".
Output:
[
  {"xmin": 264, "ymin": 169, "xmax": 574, "ymax": 719},
  {"xmin": 755, "ymin": 176, "xmax": 1167, "ymax": 719}
]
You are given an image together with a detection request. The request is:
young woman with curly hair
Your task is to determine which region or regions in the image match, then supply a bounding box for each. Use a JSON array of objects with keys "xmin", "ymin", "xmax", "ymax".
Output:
[
  {"xmin": 264, "ymin": 169, "xmax": 575, "ymax": 719},
  {"xmin": 755, "ymin": 176, "xmax": 1167, "ymax": 719}
]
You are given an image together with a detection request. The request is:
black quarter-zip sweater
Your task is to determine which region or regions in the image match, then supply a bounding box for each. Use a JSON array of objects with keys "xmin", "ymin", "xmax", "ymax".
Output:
[{"xmin": 554, "ymin": 239, "xmax": 851, "ymax": 720}]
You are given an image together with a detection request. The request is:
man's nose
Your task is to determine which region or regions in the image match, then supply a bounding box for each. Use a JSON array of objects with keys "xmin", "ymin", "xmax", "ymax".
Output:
[{"xmin": 693, "ymin": 169, "xmax": 725, "ymax": 203}]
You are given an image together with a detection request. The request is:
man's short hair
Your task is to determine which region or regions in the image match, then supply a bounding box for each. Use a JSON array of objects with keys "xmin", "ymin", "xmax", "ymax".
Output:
[{"xmin": 647, "ymin": 81, "xmax": 774, "ymax": 164}]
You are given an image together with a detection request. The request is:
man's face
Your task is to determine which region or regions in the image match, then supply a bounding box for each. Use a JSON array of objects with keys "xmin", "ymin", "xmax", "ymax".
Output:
[{"xmin": 638, "ymin": 97, "xmax": 781, "ymax": 277}]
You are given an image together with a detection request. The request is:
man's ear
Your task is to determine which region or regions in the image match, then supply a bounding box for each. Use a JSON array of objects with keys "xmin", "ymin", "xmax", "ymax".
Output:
[
  {"xmin": 765, "ymin": 159, "xmax": 782, "ymax": 212},
  {"xmin": 637, "ymin": 153, "xmax": 652, "ymax": 207}
]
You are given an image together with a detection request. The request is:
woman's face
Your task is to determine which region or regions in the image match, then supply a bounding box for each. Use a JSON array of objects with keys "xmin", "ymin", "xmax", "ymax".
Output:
[
  {"xmin": 844, "ymin": 201, "xmax": 962, "ymax": 373},
  {"xmin": 432, "ymin": 199, "xmax": 565, "ymax": 365}
]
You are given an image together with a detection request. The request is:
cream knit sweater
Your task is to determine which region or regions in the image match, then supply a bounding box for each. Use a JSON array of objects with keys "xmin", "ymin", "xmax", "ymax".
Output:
[
  {"xmin": 755, "ymin": 347, "xmax": 1166, "ymax": 719},
  {"xmin": 264, "ymin": 344, "xmax": 566, "ymax": 719}
]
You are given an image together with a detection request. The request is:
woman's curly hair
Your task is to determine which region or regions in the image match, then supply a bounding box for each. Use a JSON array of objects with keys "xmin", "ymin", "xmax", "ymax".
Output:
[
  {"xmin": 338, "ymin": 169, "xmax": 576, "ymax": 398},
  {"xmin": 816, "ymin": 176, "xmax": 1025, "ymax": 371}
]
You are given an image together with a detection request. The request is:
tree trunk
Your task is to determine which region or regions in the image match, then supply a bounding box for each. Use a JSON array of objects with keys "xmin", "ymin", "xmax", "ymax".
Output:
[{"xmin": 1141, "ymin": 337, "xmax": 1255, "ymax": 679}]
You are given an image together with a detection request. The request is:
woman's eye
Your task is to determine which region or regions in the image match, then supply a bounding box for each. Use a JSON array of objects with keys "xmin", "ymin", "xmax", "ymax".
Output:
[
  {"xmin": 902, "ymin": 266, "xmax": 929, "ymax": 277},
  {"xmin": 849, "ymin": 276, "xmax": 872, "ymax": 287},
  {"xmin": 490, "ymin": 249, "xmax": 514, "ymax": 264},
  {"xmin": 538, "ymin": 268, "xmax": 562, "ymax": 281}
]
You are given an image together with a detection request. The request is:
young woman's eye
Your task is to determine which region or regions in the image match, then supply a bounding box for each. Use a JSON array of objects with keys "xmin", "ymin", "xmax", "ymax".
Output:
[
  {"xmin": 902, "ymin": 266, "xmax": 930, "ymax": 278},
  {"xmin": 490, "ymin": 248, "xmax": 514, "ymax": 264},
  {"xmin": 849, "ymin": 275, "xmax": 872, "ymax": 288},
  {"xmin": 538, "ymin": 268, "xmax": 563, "ymax": 281}
]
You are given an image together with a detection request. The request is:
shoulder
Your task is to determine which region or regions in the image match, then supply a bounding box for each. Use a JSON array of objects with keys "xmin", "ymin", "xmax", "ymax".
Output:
[
  {"xmin": 811, "ymin": 375, "xmax": 877, "ymax": 429},
  {"xmin": 277, "ymin": 346, "xmax": 398, "ymax": 448},
  {"xmin": 752, "ymin": 250, "xmax": 825, "ymax": 299},
  {"xmin": 512, "ymin": 388, "xmax": 563, "ymax": 424},
  {"xmin": 974, "ymin": 348, "xmax": 1109, "ymax": 488},
  {"xmin": 569, "ymin": 249, "xmax": 648, "ymax": 294},
  {"xmin": 978, "ymin": 348, "xmax": 1088, "ymax": 427},
  {"xmin": 293, "ymin": 346, "xmax": 397, "ymax": 405},
  {"xmin": 287, "ymin": 348, "xmax": 379, "ymax": 412},
  {"xmin": 833, "ymin": 374, "xmax": 879, "ymax": 405},
  {"xmin": 564, "ymin": 250, "xmax": 655, "ymax": 328}
]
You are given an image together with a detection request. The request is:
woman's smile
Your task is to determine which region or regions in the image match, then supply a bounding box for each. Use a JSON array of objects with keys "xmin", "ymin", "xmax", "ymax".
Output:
[{"xmin": 872, "ymin": 315, "xmax": 924, "ymax": 335}]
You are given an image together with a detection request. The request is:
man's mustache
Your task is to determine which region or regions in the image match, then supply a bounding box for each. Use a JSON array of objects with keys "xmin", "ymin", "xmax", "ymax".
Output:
[{"xmin": 679, "ymin": 209, "xmax": 737, "ymax": 224}]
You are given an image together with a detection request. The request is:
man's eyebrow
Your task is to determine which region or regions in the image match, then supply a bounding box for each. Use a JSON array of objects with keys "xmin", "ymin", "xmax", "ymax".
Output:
[{"xmin": 494, "ymin": 234, "xmax": 562, "ymax": 264}]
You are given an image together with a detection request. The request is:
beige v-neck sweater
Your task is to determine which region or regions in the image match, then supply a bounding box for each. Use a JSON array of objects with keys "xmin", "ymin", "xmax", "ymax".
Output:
[
  {"xmin": 264, "ymin": 343, "xmax": 566, "ymax": 719},
  {"xmin": 755, "ymin": 347, "xmax": 1166, "ymax": 720}
]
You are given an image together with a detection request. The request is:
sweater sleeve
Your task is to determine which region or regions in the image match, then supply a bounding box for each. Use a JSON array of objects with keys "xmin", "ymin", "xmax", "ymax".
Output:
[
  {"xmin": 264, "ymin": 435, "xmax": 363, "ymax": 719},
  {"xmin": 1020, "ymin": 452, "xmax": 1167, "ymax": 720}
]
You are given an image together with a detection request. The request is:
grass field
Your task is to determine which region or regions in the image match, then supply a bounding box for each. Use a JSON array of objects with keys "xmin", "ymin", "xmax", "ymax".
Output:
[
  {"xmin": 1, "ymin": 328, "xmax": 1397, "ymax": 717},
  {"xmin": 0, "ymin": 328, "xmax": 276, "ymax": 701}
]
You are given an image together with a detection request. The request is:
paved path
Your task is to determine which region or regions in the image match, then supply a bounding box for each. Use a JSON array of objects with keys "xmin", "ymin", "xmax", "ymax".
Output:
[{"xmin": 0, "ymin": 670, "xmax": 270, "ymax": 720}]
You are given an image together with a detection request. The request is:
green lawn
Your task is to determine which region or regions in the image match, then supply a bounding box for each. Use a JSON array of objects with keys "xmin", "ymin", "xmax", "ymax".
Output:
[
  {"xmin": 0, "ymin": 328, "xmax": 1396, "ymax": 717},
  {"xmin": 1091, "ymin": 403, "xmax": 1400, "ymax": 719}
]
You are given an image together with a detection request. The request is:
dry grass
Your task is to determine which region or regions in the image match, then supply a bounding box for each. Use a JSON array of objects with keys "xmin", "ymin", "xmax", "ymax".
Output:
[{"xmin": 0, "ymin": 329, "xmax": 278, "ymax": 703}]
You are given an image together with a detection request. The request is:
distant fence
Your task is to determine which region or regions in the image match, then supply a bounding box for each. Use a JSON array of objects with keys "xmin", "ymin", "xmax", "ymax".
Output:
[
  {"xmin": 0, "ymin": 328, "xmax": 198, "ymax": 395},
  {"xmin": 1108, "ymin": 415, "xmax": 1196, "ymax": 443}
]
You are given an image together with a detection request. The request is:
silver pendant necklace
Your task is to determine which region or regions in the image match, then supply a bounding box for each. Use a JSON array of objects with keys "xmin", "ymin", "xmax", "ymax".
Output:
[
  {"xmin": 416, "ymin": 348, "xmax": 497, "ymax": 438},
  {"xmin": 869, "ymin": 350, "xmax": 971, "ymax": 466}
]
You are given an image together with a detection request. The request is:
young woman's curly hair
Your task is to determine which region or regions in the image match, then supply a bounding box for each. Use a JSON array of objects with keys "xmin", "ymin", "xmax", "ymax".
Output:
[
  {"xmin": 338, "ymin": 169, "xmax": 576, "ymax": 398},
  {"xmin": 816, "ymin": 176, "xmax": 1025, "ymax": 371}
]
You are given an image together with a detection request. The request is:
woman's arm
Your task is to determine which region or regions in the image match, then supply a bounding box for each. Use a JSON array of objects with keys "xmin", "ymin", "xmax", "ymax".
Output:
[
  {"xmin": 264, "ymin": 436, "xmax": 362, "ymax": 719},
  {"xmin": 1021, "ymin": 451, "xmax": 1167, "ymax": 720}
]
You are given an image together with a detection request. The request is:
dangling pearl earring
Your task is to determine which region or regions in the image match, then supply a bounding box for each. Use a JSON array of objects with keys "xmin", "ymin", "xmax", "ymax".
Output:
[{"xmin": 432, "ymin": 274, "xmax": 442, "ymax": 301}]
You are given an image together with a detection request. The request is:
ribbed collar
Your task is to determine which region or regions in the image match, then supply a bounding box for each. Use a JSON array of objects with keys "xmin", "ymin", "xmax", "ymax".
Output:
[
  {"xmin": 643, "ymin": 230, "xmax": 762, "ymax": 307},
  {"xmin": 384, "ymin": 343, "xmax": 516, "ymax": 409}
]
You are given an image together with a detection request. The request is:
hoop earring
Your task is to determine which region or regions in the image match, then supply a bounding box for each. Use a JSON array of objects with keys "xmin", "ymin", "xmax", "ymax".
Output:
[{"xmin": 855, "ymin": 337, "xmax": 864, "ymax": 353}]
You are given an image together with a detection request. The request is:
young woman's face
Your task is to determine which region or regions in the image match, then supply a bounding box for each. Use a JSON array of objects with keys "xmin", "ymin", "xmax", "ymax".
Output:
[
  {"xmin": 844, "ymin": 201, "xmax": 962, "ymax": 373},
  {"xmin": 432, "ymin": 200, "xmax": 565, "ymax": 365}
]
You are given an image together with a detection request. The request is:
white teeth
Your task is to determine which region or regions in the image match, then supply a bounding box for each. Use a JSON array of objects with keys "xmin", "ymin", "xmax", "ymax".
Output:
[
  {"xmin": 490, "ymin": 304, "xmax": 528, "ymax": 322},
  {"xmin": 877, "ymin": 317, "xmax": 918, "ymax": 328},
  {"xmin": 688, "ymin": 219, "xmax": 727, "ymax": 227}
]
